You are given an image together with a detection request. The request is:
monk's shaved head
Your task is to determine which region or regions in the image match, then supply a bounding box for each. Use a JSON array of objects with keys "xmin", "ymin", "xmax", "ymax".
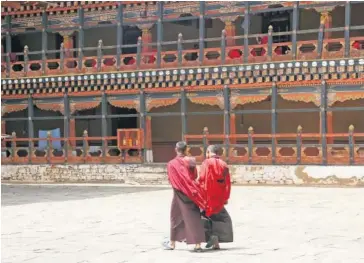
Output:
[
  {"xmin": 175, "ymin": 141, "xmax": 187, "ymax": 154},
  {"xmin": 206, "ymin": 145, "xmax": 223, "ymax": 157}
]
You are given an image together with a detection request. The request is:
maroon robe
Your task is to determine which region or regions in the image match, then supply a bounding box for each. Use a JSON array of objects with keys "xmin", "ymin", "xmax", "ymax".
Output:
[
  {"xmin": 167, "ymin": 156, "xmax": 206, "ymax": 244},
  {"xmin": 167, "ymin": 156, "xmax": 205, "ymax": 209}
]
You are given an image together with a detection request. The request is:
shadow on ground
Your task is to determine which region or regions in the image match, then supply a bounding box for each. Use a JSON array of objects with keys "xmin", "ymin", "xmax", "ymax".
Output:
[{"xmin": 1, "ymin": 184, "xmax": 169, "ymax": 206}]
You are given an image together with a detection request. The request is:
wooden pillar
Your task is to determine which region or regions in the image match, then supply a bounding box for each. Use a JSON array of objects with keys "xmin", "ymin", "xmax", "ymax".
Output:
[
  {"xmin": 145, "ymin": 116, "xmax": 153, "ymax": 162},
  {"xmin": 271, "ymin": 83, "xmax": 277, "ymax": 164},
  {"xmin": 116, "ymin": 3, "xmax": 123, "ymax": 69},
  {"xmin": 327, "ymin": 111, "xmax": 333, "ymax": 144},
  {"xmin": 28, "ymin": 95, "xmax": 34, "ymax": 163},
  {"xmin": 41, "ymin": 10, "xmax": 48, "ymax": 75},
  {"xmin": 1, "ymin": 121, "xmax": 6, "ymax": 148},
  {"xmin": 101, "ymin": 92, "xmax": 108, "ymax": 159},
  {"xmin": 230, "ymin": 113, "xmax": 236, "ymax": 144},
  {"xmin": 199, "ymin": 1, "xmax": 205, "ymax": 65},
  {"xmin": 344, "ymin": 1, "xmax": 351, "ymax": 57},
  {"xmin": 59, "ymin": 31, "xmax": 75, "ymax": 58},
  {"xmin": 69, "ymin": 119, "xmax": 76, "ymax": 147},
  {"xmin": 292, "ymin": 2, "xmax": 299, "ymax": 60},
  {"xmin": 223, "ymin": 85, "xmax": 231, "ymax": 160},
  {"xmin": 5, "ymin": 15, "xmax": 11, "ymax": 78},
  {"xmin": 78, "ymin": 7, "xmax": 84, "ymax": 71},
  {"xmin": 320, "ymin": 11, "xmax": 332, "ymax": 40},
  {"xmin": 28, "ymin": 95, "xmax": 34, "ymax": 139},
  {"xmin": 268, "ymin": 25, "xmax": 273, "ymax": 60},
  {"xmin": 63, "ymin": 93, "xmax": 69, "ymax": 138},
  {"xmin": 181, "ymin": 88, "xmax": 187, "ymax": 140},
  {"xmin": 320, "ymin": 81, "xmax": 328, "ymax": 164},
  {"xmin": 63, "ymin": 93, "xmax": 69, "ymax": 160},
  {"xmin": 156, "ymin": 2, "xmax": 164, "ymax": 67},
  {"xmin": 139, "ymin": 90, "xmax": 148, "ymax": 162},
  {"xmin": 243, "ymin": 2, "xmax": 250, "ymax": 63}
]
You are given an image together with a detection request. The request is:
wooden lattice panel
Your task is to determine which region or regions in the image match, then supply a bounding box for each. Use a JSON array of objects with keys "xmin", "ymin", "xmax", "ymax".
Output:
[{"xmin": 117, "ymin": 129, "xmax": 143, "ymax": 150}]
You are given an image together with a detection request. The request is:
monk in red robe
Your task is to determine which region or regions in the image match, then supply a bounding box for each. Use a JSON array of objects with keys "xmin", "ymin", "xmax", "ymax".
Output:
[
  {"xmin": 198, "ymin": 145, "xmax": 233, "ymax": 250},
  {"xmin": 163, "ymin": 141, "xmax": 206, "ymax": 252}
]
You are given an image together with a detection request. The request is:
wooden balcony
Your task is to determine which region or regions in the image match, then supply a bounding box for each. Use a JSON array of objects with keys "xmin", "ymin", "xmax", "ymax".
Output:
[
  {"xmin": 1, "ymin": 130, "xmax": 144, "ymax": 165},
  {"xmin": 2, "ymin": 36, "xmax": 363, "ymax": 79},
  {"xmin": 3, "ymin": 130, "xmax": 363, "ymax": 165},
  {"xmin": 184, "ymin": 130, "xmax": 364, "ymax": 166}
]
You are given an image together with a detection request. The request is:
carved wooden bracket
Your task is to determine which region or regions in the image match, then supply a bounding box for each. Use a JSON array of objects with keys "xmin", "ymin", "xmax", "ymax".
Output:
[
  {"xmin": 1, "ymin": 103, "xmax": 28, "ymax": 116},
  {"xmin": 230, "ymin": 92, "xmax": 270, "ymax": 109},
  {"xmin": 188, "ymin": 96, "xmax": 225, "ymax": 110},
  {"xmin": 34, "ymin": 102, "xmax": 65, "ymax": 115},
  {"xmin": 137, "ymin": 23, "xmax": 155, "ymax": 31},
  {"xmin": 70, "ymin": 101, "xmax": 101, "ymax": 114},
  {"xmin": 108, "ymin": 99, "xmax": 140, "ymax": 112},
  {"xmin": 58, "ymin": 30, "xmax": 75, "ymax": 37},
  {"xmin": 218, "ymin": 15, "xmax": 239, "ymax": 24},
  {"xmin": 146, "ymin": 97, "xmax": 179, "ymax": 112},
  {"xmin": 280, "ymin": 93, "xmax": 321, "ymax": 107},
  {"xmin": 327, "ymin": 91, "xmax": 364, "ymax": 106}
]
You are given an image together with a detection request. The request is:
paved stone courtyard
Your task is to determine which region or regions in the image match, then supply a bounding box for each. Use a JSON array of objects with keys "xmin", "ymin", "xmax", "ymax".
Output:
[{"xmin": 2, "ymin": 184, "xmax": 364, "ymax": 263}]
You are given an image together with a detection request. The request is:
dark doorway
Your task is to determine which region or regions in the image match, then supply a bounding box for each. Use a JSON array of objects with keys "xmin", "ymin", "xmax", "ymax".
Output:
[
  {"xmin": 122, "ymin": 26, "xmax": 141, "ymax": 65},
  {"xmin": 110, "ymin": 107, "xmax": 138, "ymax": 136},
  {"xmin": 262, "ymin": 9, "xmax": 292, "ymax": 43}
]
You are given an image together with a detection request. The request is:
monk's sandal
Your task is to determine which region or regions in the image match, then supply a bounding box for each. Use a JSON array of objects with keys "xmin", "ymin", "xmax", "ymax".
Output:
[
  {"xmin": 205, "ymin": 235, "xmax": 218, "ymax": 249},
  {"xmin": 192, "ymin": 247, "xmax": 203, "ymax": 253}
]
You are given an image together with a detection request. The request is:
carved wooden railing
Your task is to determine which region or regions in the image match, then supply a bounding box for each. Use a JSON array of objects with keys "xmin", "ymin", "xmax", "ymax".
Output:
[
  {"xmin": 1, "ymin": 129, "xmax": 144, "ymax": 164},
  {"xmin": 2, "ymin": 35, "xmax": 363, "ymax": 79},
  {"xmin": 2, "ymin": 127, "xmax": 364, "ymax": 165},
  {"xmin": 184, "ymin": 126, "xmax": 364, "ymax": 165}
]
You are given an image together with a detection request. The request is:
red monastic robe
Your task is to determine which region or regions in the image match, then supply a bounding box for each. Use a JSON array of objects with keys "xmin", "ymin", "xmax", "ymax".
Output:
[
  {"xmin": 167, "ymin": 156, "xmax": 206, "ymax": 210},
  {"xmin": 198, "ymin": 156, "xmax": 231, "ymax": 217},
  {"xmin": 228, "ymin": 49, "xmax": 241, "ymax": 59},
  {"xmin": 352, "ymin": 41, "xmax": 362, "ymax": 50}
]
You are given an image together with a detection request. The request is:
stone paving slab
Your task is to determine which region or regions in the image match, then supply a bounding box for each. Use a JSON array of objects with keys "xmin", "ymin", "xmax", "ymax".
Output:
[{"xmin": 2, "ymin": 185, "xmax": 364, "ymax": 263}]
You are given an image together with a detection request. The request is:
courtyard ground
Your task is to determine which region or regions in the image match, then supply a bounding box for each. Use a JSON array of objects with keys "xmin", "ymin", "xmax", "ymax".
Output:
[{"xmin": 1, "ymin": 184, "xmax": 364, "ymax": 263}]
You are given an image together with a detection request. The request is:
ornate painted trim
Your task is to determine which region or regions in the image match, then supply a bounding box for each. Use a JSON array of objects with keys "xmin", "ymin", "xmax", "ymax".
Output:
[
  {"xmin": 108, "ymin": 99, "xmax": 140, "ymax": 112},
  {"xmin": 327, "ymin": 91, "xmax": 364, "ymax": 106},
  {"xmin": 34, "ymin": 102, "xmax": 65, "ymax": 115},
  {"xmin": 70, "ymin": 101, "xmax": 101, "ymax": 114},
  {"xmin": 230, "ymin": 92, "xmax": 270, "ymax": 109},
  {"xmin": 1, "ymin": 104, "xmax": 28, "ymax": 116},
  {"xmin": 2, "ymin": 58, "xmax": 363, "ymax": 97},
  {"xmin": 280, "ymin": 93, "xmax": 321, "ymax": 107},
  {"xmin": 146, "ymin": 97, "xmax": 180, "ymax": 111},
  {"xmin": 187, "ymin": 94, "xmax": 225, "ymax": 110}
]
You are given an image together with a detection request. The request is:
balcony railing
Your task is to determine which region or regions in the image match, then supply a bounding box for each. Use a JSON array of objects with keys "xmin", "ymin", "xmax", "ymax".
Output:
[
  {"xmin": 1, "ymin": 130, "xmax": 144, "ymax": 164},
  {"xmin": 2, "ymin": 127, "xmax": 364, "ymax": 165},
  {"xmin": 2, "ymin": 25, "xmax": 364, "ymax": 79},
  {"xmin": 184, "ymin": 126, "xmax": 364, "ymax": 166}
]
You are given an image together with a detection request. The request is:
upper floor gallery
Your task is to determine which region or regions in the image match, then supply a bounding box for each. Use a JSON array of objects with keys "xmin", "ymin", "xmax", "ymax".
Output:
[{"xmin": 1, "ymin": 1, "xmax": 364, "ymax": 79}]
